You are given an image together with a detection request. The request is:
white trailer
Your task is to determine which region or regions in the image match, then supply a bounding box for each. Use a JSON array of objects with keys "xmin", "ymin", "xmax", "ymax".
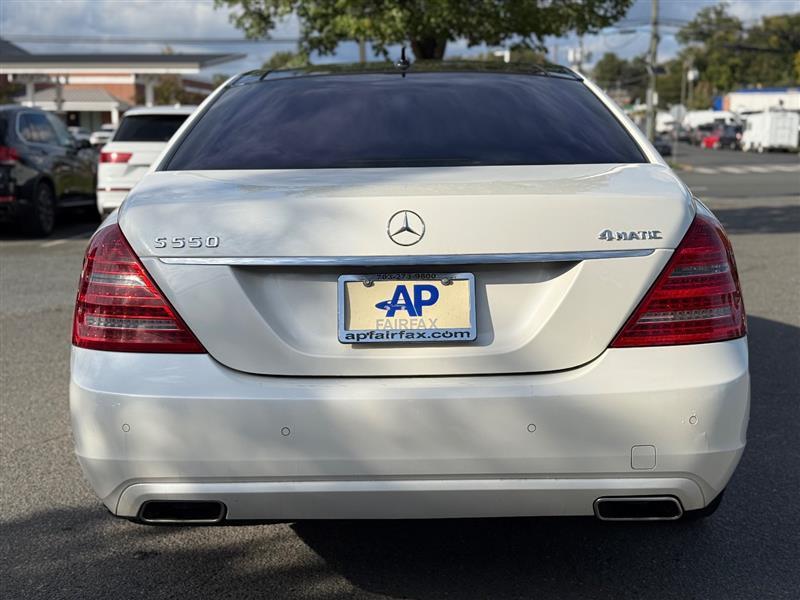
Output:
[
  {"xmin": 682, "ymin": 110, "xmax": 739, "ymax": 129},
  {"xmin": 741, "ymin": 110, "xmax": 800, "ymax": 152}
]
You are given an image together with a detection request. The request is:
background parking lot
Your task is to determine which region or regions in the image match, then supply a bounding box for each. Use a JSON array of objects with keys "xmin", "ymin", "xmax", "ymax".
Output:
[{"xmin": 1, "ymin": 144, "xmax": 798, "ymax": 599}]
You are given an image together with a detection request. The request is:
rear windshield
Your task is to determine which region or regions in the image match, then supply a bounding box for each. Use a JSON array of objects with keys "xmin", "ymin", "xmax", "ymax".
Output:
[
  {"xmin": 166, "ymin": 72, "xmax": 645, "ymax": 170},
  {"xmin": 114, "ymin": 114, "xmax": 188, "ymax": 142}
]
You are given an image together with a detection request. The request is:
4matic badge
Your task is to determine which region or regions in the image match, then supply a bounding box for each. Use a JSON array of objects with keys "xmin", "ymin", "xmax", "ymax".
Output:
[{"xmin": 598, "ymin": 229, "xmax": 663, "ymax": 242}]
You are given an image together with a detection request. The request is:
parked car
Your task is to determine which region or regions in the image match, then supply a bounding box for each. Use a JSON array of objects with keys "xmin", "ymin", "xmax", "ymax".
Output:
[
  {"xmin": 96, "ymin": 105, "xmax": 195, "ymax": 215},
  {"xmin": 700, "ymin": 128, "xmax": 721, "ymax": 149},
  {"xmin": 89, "ymin": 123, "xmax": 115, "ymax": 147},
  {"xmin": 68, "ymin": 126, "xmax": 92, "ymax": 143},
  {"xmin": 700, "ymin": 125, "xmax": 742, "ymax": 151},
  {"xmin": 673, "ymin": 124, "xmax": 692, "ymax": 143},
  {"xmin": 653, "ymin": 134, "xmax": 672, "ymax": 157},
  {"xmin": 690, "ymin": 123, "xmax": 715, "ymax": 146},
  {"xmin": 71, "ymin": 63, "xmax": 748, "ymax": 525},
  {"xmin": 717, "ymin": 125, "xmax": 743, "ymax": 150},
  {"xmin": 0, "ymin": 105, "xmax": 97, "ymax": 236}
]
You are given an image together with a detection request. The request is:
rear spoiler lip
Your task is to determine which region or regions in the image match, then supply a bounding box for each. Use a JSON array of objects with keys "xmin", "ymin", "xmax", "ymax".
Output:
[{"xmin": 157, "ymin": 249, "xmax": 655, "ymax": 267}]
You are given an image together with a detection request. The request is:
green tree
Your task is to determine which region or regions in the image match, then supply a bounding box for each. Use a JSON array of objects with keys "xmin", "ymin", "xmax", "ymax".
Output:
[
  {"xmin": 154, "ymin": 47, "xmax": 191, "ymax": 104},
  {"xmin": 215, "ymin": 0, "xmax": 634, "ymax": 60},
  {"xmin": 212, "ymin": 73, "xmax": 233, "ymax": 87},
  {"xmin": 591, "ymin": 52, "xmax": 647, "ymax": 104},
  {"xmin": 262, "ymin": 49, "xmax": 311, "ymax": 70},
  {"xmin": 796, "ymin": 50, "xmax": 800, "ymax": 80},
  {"xmin": 461, "ymin": 45, "xmax": 548, "ymax": 64},
  {"xmin": 677, "ymin": 3, "xmax": 746, "ymax": 94},
  {"xmin": 592, "ymin": 52, "xmax": 627, "ymax": 88},
  {"xmin": 655, "ymin": 58, "xmax": 683, "ymax": 108},
  {"xmin": 675, "ymin": 3, "xmax": 799, "ymax": 97},
  {"xmin": 741, "ymin": 13, "xmax": 800, "ymax": 87}
]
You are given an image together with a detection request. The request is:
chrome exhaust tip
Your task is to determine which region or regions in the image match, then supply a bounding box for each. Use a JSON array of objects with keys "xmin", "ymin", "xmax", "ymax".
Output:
[
  {"xmin": 594, "ymin": 496, "xmax": 684, "ymax": 521},
  {"xmin": 138, "ymin": 500, "xmax": 226, "ymax": 525}
]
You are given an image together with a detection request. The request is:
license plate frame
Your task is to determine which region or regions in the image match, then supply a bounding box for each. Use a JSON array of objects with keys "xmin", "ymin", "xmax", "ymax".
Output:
[{"xmin": 337, "ymin": 272, "xmax": 477, "ymax": 344}]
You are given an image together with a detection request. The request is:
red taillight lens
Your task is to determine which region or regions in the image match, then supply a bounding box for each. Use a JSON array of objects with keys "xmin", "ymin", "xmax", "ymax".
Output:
[
  {"xmin": 99, "ymin": 151, "xmax": 132, "ymax": 163},
  {"xmin": 611, "ymin": 212, "xmax": 746, "ymax": 347},
  {"xmin": 73, "ymin": 224, "xmax": 205, "ymax": 353},
  {"xmin": 0, "ymin": 145, "xmax": 20, "ymax": 164}
]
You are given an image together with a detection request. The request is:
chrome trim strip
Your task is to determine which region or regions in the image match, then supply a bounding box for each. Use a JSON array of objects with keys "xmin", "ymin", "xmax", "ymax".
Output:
[{"xmin": 158, "ymin": 249, "xmax": 654, "ymax": 267}]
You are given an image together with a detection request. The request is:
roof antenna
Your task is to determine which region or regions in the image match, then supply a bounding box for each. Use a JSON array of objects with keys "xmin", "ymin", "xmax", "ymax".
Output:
[{"xmin": 395, "ymin": 46, "xmax": 411, "ymax": 77}]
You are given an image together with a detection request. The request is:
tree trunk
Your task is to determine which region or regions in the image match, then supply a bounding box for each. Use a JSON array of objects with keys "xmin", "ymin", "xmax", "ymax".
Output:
[{"xmin": 410, "ymin": 37, "xmax": 447, "ymax": 60}]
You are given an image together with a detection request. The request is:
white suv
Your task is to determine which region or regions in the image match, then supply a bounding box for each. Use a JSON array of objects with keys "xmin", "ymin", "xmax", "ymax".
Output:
[{"xmin": 96, "ymin": 106, "xmax": 195, "ymax": 215}]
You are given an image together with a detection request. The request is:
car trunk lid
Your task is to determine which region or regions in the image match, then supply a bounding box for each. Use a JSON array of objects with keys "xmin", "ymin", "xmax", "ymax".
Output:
[{"xmin": 120, "ymin": 163, "xmax": 694, "ymax": 377}]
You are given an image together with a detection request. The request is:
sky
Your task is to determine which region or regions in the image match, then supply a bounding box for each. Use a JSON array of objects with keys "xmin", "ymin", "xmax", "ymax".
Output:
[{"xmin": 1, "ymin": 0, "xmax": 798, "ymax": 78}]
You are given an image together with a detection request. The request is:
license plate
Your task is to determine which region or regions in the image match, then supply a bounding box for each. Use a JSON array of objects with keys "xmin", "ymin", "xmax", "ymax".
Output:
[{"xmin": 338, "ymin": 273, "xmax": 476, "ymax": 344}]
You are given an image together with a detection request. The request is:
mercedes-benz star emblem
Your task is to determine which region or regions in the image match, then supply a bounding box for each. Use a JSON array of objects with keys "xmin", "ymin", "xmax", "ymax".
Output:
[{"xmin": 387, "ymin": 210, "xmax": 425, "ymax": 246}]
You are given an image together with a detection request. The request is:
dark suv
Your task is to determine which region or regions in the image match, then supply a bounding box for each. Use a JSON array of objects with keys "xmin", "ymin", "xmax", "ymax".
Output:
[{"xmin": 0, "ymin": 105, "xmax": 97, "ymax": 236}]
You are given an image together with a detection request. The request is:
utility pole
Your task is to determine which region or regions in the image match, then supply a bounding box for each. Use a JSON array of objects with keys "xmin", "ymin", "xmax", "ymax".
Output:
[
  {"xmin": 672, "ymin": 59, "xmax": 688, "ymax": 160},
  {"xmin": 687, "ymin": 65, "xmax": 698, "ymax": 108},
  {"xmin": 645, "ymin": 0, "xmax": 659, "ymax": 141},
  {"xmin": 358, "ymin": 39, "xmax": 366, "ymax": 64}
]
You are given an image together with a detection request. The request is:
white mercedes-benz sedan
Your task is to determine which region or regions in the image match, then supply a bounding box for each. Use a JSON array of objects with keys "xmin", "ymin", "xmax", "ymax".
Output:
[{"xmin": 70, "ymin": 63, "xmax": 748, "ymax": 525}]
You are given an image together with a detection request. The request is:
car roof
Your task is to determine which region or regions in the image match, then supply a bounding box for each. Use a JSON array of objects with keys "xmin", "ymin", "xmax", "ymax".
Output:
[
  {"xmin": 0, "ymin": 104, "xmax": 44, "ymax": 113},
  {"xmin": 122, "ymin": 105, "xmax": 197, "ymax": 117},
  {"xmin": 231, "ymin": 60, "xmax": 583, "ymax": 87}
]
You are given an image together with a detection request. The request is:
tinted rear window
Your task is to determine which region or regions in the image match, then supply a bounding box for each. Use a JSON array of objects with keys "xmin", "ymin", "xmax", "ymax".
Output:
[
  {"xmin": 114, "ymin": 114, "xmax": 187, "ymax": 142},
  {"xmin": 166, "ymin": 73, "xmax": 645, "ymax": 170}
]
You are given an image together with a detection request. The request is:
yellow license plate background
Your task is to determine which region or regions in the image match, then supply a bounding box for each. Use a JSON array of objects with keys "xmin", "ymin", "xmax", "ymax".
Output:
[{"xmin": 344, "ymin": 278, "xmax": 472, "ymax": 331}]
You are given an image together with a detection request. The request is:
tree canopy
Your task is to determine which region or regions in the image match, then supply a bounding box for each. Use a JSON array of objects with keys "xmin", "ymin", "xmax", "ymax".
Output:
[
  {"xmin": 215, "ymin": 0, "xmax": 633, "ymax": 60},
  {"xmin": 262, "ymin": 49, "xmax": 311, "ymax": 70},
  {"xmin": 678, "ymin": 5, "xmax": 799, "ymax": 94},
  {"xmin": 592, "ymin": 4, "xmax": 800, "ymax": 110}
]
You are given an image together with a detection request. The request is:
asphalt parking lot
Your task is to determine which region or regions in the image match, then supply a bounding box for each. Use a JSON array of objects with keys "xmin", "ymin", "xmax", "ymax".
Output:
[{"xmin": 1, "ymin": 145, "xmax": 798, "ymax": 599}]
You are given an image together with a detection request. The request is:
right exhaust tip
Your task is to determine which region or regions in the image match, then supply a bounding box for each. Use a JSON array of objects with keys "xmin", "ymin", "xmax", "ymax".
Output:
[
  {"xmin": 138, "ymin": 500, "xmax": 226, "ymax": 524},
  {"xmin": 594, "ymin": 496, "xmax": 684, "ymax": 521}
]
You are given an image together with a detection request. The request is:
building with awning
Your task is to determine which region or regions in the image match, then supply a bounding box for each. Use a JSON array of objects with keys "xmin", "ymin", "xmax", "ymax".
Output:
[
  {"xmin": 18, "ymin": 88, "xmax": 132, "ymax": 130},
  {"xmin": 1, "ymin": 41, "xmax": 243, "ymax": 129}
]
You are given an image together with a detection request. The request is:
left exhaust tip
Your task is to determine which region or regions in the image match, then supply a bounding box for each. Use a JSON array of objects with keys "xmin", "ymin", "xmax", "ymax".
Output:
[{"xmin": 138, "ymin": 500, "xmax": 226, "ymax": 525}]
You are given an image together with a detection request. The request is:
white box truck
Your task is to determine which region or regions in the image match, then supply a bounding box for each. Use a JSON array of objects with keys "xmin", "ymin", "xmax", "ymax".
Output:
[{"xmin": 741, "ymin": 110, "xmax": 799, "ymax": 152}]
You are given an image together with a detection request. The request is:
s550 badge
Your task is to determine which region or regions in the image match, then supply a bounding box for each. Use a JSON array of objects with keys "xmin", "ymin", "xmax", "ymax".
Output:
[{"xmin": 154, "ymin": 236, "xmax": 220, "ymax": 249}]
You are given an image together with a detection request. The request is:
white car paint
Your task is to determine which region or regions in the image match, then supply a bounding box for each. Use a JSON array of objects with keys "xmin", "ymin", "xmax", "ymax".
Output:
[
  {"xmin": 120, "ymin": 164, "xmax": 691, "ymax": 377},
  {"xmin": 96, "ymin": 105, "xmax": 195, "ymax": 215},
  {"xmin": 71, "ymin": 338, "xmax": 748, "ymax": 519},
  {"xmin": 71, "ymin": 69, "xmax": 749, "ymax": 522}
]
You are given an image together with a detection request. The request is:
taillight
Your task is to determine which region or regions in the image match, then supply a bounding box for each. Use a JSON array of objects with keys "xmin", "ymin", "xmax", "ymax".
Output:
[
  {"xmin": 0, "ymin": 145, "xmax": 20, "ymax": 164},
  {"xmin": 99, "ymin": 151, "xmax": 132, "ymax": 163},
  {"xmin": 611, "ymin": 212, "xmax": 745, "ymax": 347},
  {"xmin": 73, "ymin": 224, "xmax": 205, "ymax": 353}
]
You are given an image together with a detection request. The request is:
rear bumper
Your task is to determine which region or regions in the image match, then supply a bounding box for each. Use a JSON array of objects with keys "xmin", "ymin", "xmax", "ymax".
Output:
[
  {"xmin": 70, "ymin": 338, "xmax": 749, "ymax": 519},
  {"xmin": 0, "ymin": 193, "xmax": 29, "ymax": 221}
]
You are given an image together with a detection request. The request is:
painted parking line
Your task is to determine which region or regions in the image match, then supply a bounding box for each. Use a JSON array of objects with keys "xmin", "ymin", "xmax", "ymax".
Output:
[
  {"xmin": 40, "ymin": 231, "xmax": 92, "ymax": 248},
  {"xmin": 686, "ymin": 164, "xmax": 799, "ymax": 176}
]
